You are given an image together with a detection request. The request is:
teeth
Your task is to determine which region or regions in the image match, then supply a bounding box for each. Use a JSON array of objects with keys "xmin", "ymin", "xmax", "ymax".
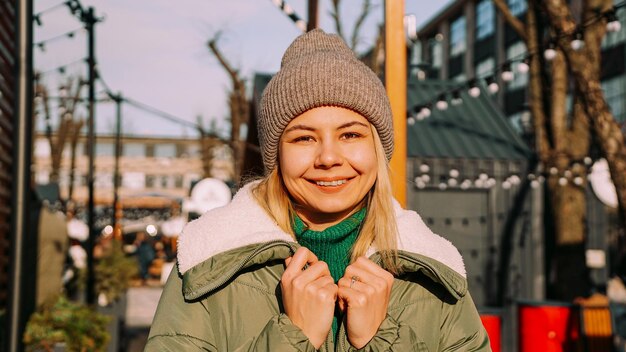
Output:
[{"xmin": 316, "ymin": 179, "xmax": 347, "ymax": 186}]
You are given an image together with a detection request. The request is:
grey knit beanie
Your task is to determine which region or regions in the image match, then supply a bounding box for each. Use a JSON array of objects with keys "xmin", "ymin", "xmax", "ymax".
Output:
[{"xmin": 258, "ymin": 28, "xmax": 394, "ymax": 172}]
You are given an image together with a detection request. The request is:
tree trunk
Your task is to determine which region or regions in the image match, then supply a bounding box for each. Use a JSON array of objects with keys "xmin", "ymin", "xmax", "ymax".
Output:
[
  {"xmin": 543, "ymin": 0, "xmax": 626, "ymax": 237},
  {"xmin": 68, "ymin": 119, "xmax": 84, "ymax": 202}
]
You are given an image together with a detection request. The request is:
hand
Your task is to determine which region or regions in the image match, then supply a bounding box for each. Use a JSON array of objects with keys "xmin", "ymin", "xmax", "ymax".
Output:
[
  {"xmin": 338, "ymin": 257, "xmax": 394, "ymax": 349},
  {"xmin": 281, "ymin": 247, "xmax": 337, "ymax": 349}
]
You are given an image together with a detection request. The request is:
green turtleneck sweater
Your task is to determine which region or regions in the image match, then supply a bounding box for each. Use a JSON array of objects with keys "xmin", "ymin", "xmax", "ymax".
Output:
[{"xmin": 292, "ymin": 207, "xmax": 367, "ymax": 340}]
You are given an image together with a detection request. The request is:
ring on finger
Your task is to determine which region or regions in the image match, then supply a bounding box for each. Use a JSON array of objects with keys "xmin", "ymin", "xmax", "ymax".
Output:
[{"xmin": 350, "ymin": 275, "xmax": 360, "ymax": 288}]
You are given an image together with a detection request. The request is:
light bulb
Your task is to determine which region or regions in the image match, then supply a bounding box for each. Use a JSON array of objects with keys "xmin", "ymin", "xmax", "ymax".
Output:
[
  {"xmin": 436, "ymin": 99, "xmax": 448, "ymax": 111},
  {"xmin": 517, "ymin": 60, "xmax": 530, "ymax": 74},
  {"xmin": 607, "ymin": 20, "xmax": 622, "ymax": 33},
  {"xmin": 421, "ymin": 107, "xmax": 431, "ymax": 118},
  {"xmin": 544, "ymin": 48, "xmax": 557, "ymax": 61},
  {"xmin": 488, "ymin": 82, "xmax": 499, "ymax": 94},
  {"xmin": 469, "ymin": 86, "xmax": 481, "ymax": 98},
  {"xmin": 571, "ymin": 38, "xmax": 584, "ymax": 51},
  {"xmin": 407, "ymin": 116, "xmax": 416, "ymax": 125}
]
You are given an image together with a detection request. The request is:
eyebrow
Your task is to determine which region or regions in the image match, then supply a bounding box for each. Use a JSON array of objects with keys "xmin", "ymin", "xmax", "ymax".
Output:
[{"xmin": 283, "ymin": 121, "xmax": 369, "ymax": 134}]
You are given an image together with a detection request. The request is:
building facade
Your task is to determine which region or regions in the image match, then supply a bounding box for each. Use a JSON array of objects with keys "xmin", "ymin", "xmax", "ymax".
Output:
[
  {"xmin": 0, "ymin": 2, "xmax": 18, "ymax": 344},
  {"xmin": 32, "ymin": 134, "xmax": 232, "ymax": 205},
  {"xmin": 414, "ymin": 0, "xmax": 626, "ymax": 131}
]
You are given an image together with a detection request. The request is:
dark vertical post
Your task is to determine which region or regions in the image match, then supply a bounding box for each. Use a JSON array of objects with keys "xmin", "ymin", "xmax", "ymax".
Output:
[
  {"xmin": 307, "ymin": 0, "xmax": 318, "ymax": 31},
  {"xmin": 9, "ymin": 0, "xmax": 34, "ymax": 350},
  {"xmin": 85, "ymin": 6, "xmax": 97, "ymax": 305},
  {"xmin": 112, "ymin": 93, "xmax": 122, "ymax": 240}
]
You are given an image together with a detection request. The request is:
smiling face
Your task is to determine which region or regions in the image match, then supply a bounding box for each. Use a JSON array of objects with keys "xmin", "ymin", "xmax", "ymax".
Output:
[{"xmin": 278, "ymin": 106, "xmax": 378, "ymax": 230}]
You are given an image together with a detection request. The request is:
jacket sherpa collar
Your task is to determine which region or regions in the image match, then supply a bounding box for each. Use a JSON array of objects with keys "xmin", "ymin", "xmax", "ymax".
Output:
[{"xmin": 177, "ymin": 181, "xmax": 467, "ymax": 298}]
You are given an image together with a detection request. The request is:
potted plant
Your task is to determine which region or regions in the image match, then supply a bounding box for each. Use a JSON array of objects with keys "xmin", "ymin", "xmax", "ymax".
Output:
[
  {"xmin": 95, "ymin": 239, "xmax": 138, "ymax": 306},
  {"xmin": 23, "ymin": 295, "xmax": 110, "ymax": 352},
  {"xmin": 94, "ymin": 239, "xmax": 138, "ymax": 352}
]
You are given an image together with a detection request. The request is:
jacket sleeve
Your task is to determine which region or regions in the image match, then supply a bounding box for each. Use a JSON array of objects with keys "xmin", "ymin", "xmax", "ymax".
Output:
[
  {"xmin": 438, "ymin": 292, "xmax": 491, "ymax": 352},
  {"xmin": 335, "ymin": 314, "xmax": 430, "ymax": 352},
  {"xmin": 335, "ymin": 293, "xmax": 491, "ymax": 352},
  {"xmin": 145, "ymin": 268, "xmax": 319, "ymax": 352}
]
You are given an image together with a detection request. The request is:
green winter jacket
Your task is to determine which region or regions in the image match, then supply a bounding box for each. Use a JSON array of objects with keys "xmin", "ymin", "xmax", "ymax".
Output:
[{"xmin": 146, "ymin": 182, "xmax": 491, "ymax": 351}]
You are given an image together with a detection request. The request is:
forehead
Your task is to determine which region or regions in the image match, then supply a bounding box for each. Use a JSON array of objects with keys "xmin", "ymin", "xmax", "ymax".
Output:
[{"xmin": 285, "ymin": 106, "xmax": 370, "ymax": 129}]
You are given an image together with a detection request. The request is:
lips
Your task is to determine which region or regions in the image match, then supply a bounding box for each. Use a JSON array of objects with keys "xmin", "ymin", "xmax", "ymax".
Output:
[
  {"xmin": 307, "ymin": 177, "xmax": 354, "ymax": 188},
  {"xmin": 316, "ymin": 179, "xmax": 347, "ymax": 186}
]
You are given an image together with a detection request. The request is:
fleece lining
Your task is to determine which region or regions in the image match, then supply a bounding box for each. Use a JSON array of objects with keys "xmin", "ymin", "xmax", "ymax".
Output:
[{"xmin": 177, "ymin": 181, "xmax": 465, "ymax": 278}]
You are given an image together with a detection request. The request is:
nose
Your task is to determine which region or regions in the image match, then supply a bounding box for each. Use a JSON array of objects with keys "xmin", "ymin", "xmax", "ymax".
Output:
[{"xmin": 314, "ymin": 140, "xmax": 342, "ymax": 169}]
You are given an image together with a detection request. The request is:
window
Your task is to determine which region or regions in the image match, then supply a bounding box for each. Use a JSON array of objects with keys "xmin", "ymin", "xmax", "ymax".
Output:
[
  {"xmin": 450, "ymin": 16, "xmax": 467, "ymax": 57},
  {"xmin": 174, "ymin": 175, "xmax": 183, "ymax": 188},
  {"xmin": 186, "ymin": 144, "xmax": 201, "ymax": 158},
  {"xmin": 602, "ymin": 6, "xmax": 626, "ymax": 48},
  {"xmin": 475, "ymin": 57, "xmax": 495, "ymax": 78},
  {"xmin": 154, "ymin": 143, "xmax": 176, "ymax": 158},
  {"xmin": 146, "ymin": 175, "xmax": 156, "ymax": 188},
  {"xmin": 602, "ymin": 76, "xmax": 626, "ymax": 122},
  {"xmin": 429, "ymin": 39, "xmax": 443, "ymax": 68},
  {"xmin": 451, "ymin": 73, "xmax": 467, "ymax": 83},
  {"xmin": 95, "ymin": 143, "xmax": 114, "ymax": 156},
  {"xmin": 476, "ymin": 0, "xmax": 495, "ymax": 40},
  {"xmin": 507, "ymin": 0, "xmax": 527, "ymax": 17},
  {"xmin": 506, "ymin": 41, "xmax": 528, "ymax": 90},
  {"xmin": 123, "ymin": 143, "xmax": 146, "ymax": 157}
]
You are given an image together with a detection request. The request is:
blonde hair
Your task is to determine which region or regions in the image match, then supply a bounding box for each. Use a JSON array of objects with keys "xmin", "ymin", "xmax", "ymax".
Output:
[{"xmin": 251, "ymin": 125, "xmax": 400, "ymax": 274}]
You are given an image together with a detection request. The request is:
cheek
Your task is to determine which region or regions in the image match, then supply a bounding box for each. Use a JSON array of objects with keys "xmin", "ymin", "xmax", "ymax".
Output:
[
  {"xmin": 279, "ymin": 145, "xmax": 309, "ymax": 179},
  {"xmin": 347, "ymin": 147, "xmax": 378, "ymax": 175}
]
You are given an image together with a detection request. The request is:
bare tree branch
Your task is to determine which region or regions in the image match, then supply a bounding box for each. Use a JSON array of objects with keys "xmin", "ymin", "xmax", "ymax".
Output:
[
  {"xmin": 350, "ymin": 0, "xmax": 373, "ymax": 51},
  {"xmin": 208, "ymin": 32, "xmax": 239, "ymax": 83},
  {"xmin": 492, "ymin": 0, "xmax": 528, "ymax": 42},
  {"xmin": 329, "ymin": 0, "xmax": 347, "ymax": 44},
  {"xmin": 207, "ymin": 32, "xmax": 249, "ymax": 183}
]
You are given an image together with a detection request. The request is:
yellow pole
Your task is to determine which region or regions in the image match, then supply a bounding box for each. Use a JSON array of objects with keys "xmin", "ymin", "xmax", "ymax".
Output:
[{"xmin": 385, "ymin": 0, "xmax": 407, "ymax": 207}]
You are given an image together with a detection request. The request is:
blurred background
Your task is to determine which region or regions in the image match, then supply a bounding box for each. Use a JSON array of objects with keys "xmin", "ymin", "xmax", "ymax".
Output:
[{"xmin": 2, "ymin": 0, "xmax": 626, "ymax": 351}]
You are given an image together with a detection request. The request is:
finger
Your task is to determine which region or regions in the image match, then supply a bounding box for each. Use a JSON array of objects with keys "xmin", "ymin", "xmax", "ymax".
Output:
[
  {"xmin": 337, "ymin": 286, "xmax": 368, "ymax": 308},
  {"xmin": 285, "ymin": 256, "xmax": 292, "ymax": 266},
  {"xmin": 285, "ymin": 247, "xmax": 318, "ymax": 272},
  {"xmin": 343, "ymin": 266, "xmax": 381, "ymax": 289},
  {"xmin": 292, "ymin": 261, "xmax": 333, "ymax": 288},
  {"xmin": 352, "ymin": 256, "xmax": 393, "ymax": 280}
]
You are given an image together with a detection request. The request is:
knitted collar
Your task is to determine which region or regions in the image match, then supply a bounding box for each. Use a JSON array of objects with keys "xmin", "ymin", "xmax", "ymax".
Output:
[{"xmin": 293, "ymin": 207, "xmax": 366, "ymax": 242}]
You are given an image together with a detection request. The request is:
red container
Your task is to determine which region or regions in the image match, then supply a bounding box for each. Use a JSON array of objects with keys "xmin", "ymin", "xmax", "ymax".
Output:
[
  {"xmin": 518, "ymin": 301, "xmax": 580, "ymax": 352},
  {"xmin": 480, "ymin": 314, "xmax": 501, "ymax": 352}
]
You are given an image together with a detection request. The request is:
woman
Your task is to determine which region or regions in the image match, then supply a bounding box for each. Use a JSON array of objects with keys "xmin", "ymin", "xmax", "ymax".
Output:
[{"xmin": 146, "ymin": 29, "xmax": 490, "ymax": 351}]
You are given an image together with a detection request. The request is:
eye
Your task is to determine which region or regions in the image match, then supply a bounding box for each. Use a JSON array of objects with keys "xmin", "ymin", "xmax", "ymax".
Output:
[
  {"xmin": 292, "ymin": 135, "xmax": 315, "ymax": 143},
  {"xmin": 341, "ymin": 132, "xmax": 362, "ymax": 140}
]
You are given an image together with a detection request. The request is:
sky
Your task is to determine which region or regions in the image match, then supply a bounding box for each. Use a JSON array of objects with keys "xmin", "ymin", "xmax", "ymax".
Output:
[{"xmin": 34, "ymin": 0, "xmax": 453, "ymax": 139}]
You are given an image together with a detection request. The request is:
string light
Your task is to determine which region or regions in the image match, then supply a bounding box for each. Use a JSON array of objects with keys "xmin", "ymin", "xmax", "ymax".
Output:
[
  {"xmin": 33, "ymin": 27, "xmax": 84, "ymax": 51},
  {"xmin": 270, "ymin": 0, "xmax": 307, "ymax": 32},
  {"xmin": 501, "ymin": 62, "xmax": 514, "ymax": 82},
  {"xmin": 517, "ymin": 58, "xmax": 530, "ymax": 73},
  {"xmin": 544, "ymin": 41, "xmax": 557, "ymax": 61},
  {"xmin": 570, "ymin": 28, "xmax": 585, "ymax": 50},
  {"xmin": 435, "ymin": 94, "xmax": 448, "ymax": 110},
  {"xmin": 486, "ymin": 76, "xmax": 499, "ymax": 94},
  {"xmin": 451, "ymin": 90, "xmax": 463, "ymax": 105},
  {"xmin": 606, "ymin": 9, "xmax": 622, "ymax": 32},
  {"xmin": 468, "ymin": 79, "xmax": 481, "ymax": 98},
  {"xmin": 406, "ymin": 2, "xmax": 625, "ymax": 124}
]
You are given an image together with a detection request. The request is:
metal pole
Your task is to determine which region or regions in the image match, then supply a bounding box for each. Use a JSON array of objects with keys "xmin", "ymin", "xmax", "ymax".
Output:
[
  {"xmin": 112, "ymin": 93, "xmax": 122, "ymax": 240},
  {"xmin": 9, "ymin": 0, "xmax": 34, "ymax": 350},
  {"xmin": 385, "ymin": 0, "xmax": 407, "ymax": 207},
  {"xmin": 307, "ymin": 0, "xmax": 318, "ymax": 31},
  {"xmin": 85, "ymin": 6, "xmax": 97, "ymax": 305}
]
